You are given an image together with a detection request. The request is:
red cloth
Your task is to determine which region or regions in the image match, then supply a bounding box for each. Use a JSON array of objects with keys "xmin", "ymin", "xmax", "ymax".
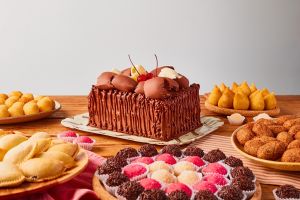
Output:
[{"xmin": 15, "ymin": 151, "xmax": 105, "ymax": 200}]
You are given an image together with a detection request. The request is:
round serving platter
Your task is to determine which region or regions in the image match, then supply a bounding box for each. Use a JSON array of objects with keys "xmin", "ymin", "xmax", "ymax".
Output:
[
  {"xmin": 0, "ymin": 101, "xmax": 61, "ymax": 125},
  {"xmin": 92, "ymin": 174, "xmax": 262, "ymax": 200},
  {"xmin": 231, "ymin": 125, "xmax": 300, "ymax": 171},
  {"xmin": 204, "ymin": 100, "xmax": 280, "ymax": 117},
  {"xmin": 0, "ymin": 149, "xmax": 88, "ymax": 199}
]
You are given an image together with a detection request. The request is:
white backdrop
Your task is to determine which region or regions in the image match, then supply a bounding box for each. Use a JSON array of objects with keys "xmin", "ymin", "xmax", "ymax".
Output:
[{"xmin": 0, "ymin": 0, "xmax": 300, "ymax": 95}]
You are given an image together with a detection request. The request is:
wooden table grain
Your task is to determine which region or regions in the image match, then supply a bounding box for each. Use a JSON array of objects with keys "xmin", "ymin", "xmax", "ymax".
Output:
[{"xmin": 1, "ymin": 95, "xmax": 299, "ymax": 200}]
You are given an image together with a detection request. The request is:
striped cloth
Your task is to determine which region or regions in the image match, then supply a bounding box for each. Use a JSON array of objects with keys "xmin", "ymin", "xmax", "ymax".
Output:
[{"xmin": 190, "ymin": 134, "xmax": 300, "ymax": 187}]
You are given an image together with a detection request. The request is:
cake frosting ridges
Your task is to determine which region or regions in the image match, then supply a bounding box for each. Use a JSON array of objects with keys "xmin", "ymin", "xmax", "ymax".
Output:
[{"xmin": 88, "ymin": 84, "xmax": 200, "ymax": 141}]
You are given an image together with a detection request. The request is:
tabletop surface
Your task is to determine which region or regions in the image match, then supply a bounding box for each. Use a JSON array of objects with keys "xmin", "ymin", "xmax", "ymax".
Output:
[{"xmin": 1, "ymin": 95, "xmax": 300, "ymax": 200}]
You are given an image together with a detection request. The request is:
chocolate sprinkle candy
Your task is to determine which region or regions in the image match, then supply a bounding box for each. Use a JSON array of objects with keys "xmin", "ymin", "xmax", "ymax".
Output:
[
  {"xmin": 168, "ymin": 190, "xmax": 189, "ymax": 200},
  {"xmin": 106, "ymin": 156, "xmax": 128, "ymax": 168},
  {"xmin": 231, "ymin": 177, "xmax": 255, "ymax": 191},
  {"xmin": 105, "ymin": 171, "xmax": 129, "ymax": 187},
  {"xmin": 116, "ymin": 147, "xmax": 139, "ymax": 159},
  {"xmin": 183, "ymin": 146, "xmax": 204, "ymax": 157},
  {"xmin": 217, "ymin": 185, "xmax": 244, "ymax": 200},
  {"xmin": 224, "ymin": 156, "xmax": 243, "ymax": 167},
  {"xmin": 117, "ymin": 181, "xmax": 144, "ymax": 200},
  {"xmin": 194, "ymin": 190, "xmax": 218, "ymax": 200},
  {"xmin": 139, "ymin": 189, "xmax": 168, "ymax": 200},
  {"xmin": 203, "ymin": 149, "xmax": 226, "ymax": 163},
  {"xmin": 276, "ymin": 185, "xmax": 300, "ymax": 199},
  {"xmin": 139, "ymin": 144, "xmax": 158, "ymax": 157},
  {"xmin": 97, "ymin": 163, "xmax": 121, "ymax": 175},
  {"xmin": 162, "ymin": 144, "xmax": 182, "ymax": 157},
  {"xmin": 231, "ymin": 166, "xmax": 255, "ymax": 180}
]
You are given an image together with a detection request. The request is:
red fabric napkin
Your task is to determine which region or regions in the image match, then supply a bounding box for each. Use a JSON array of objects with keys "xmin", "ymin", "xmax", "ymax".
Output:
[{"xmin": 15, "ymin": 151, "xmax": 106, "ymax": 200}]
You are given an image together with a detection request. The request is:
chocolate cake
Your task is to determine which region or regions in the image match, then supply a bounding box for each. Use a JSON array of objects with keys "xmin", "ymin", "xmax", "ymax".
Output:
[{"xmin": 88, "ymin": 65, "xmax": 201, "ymax": 141}]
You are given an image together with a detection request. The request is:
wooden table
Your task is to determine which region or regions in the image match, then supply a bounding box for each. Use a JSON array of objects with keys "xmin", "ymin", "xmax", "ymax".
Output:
[{"xmin": 1, "ymin": 95, "xmax": 299, "ymax": 200}]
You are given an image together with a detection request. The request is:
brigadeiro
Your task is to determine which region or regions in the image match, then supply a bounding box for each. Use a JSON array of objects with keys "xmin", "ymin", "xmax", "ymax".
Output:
[
  {"xmin": 231, "ymin": 177, "xmax": 255, "ymax": 191},
  {"xmin": 139, "ymin": 189, "xmax": 168, "ymax": 200},
  {"xmin": 194, "ymin": 190, "xmax": 218, "ymax": 200},
  {"xmin": 97, "ymin": 162, "xmax": 121, "ymax": 176},
  {"xmin": 217, "ymin": 185, "xmax": 244, "ymax": 200},
  {"xmin": 183, "ymin": 146, "xmax": 204, "ymax": 157},
  {"xmin": 106, "ymin": 156, "xmax": 128, "ymax": 168},
  {"xmin": 116, "ymin": 181, "xmax": 144, "ymax": 200},
  {"xmin": 161, "ymin": 144, "xmax": 182, "ymax": 157},
  {"xmin": 231, "ymin": 166, "xmax": 255, "ymax": 181},
  {"xmin": 203, "ymin": 149, "xmax": 226, "ymax": 163},
  {"xmin": 274, "ymin": 185, "xmax": 300, "ymax": 199},
  {"xmin": 139, "ymin": 144, "xmax": 158, "ymax": 157},
  {"xmin": 168, "ymin": 190, "xmax": 190, "ymax": 200},
  {"xmin": 116, "ymin": 147, "xmax": 139, "ymax": 159},
  {"xmin": 224, "ymin": 156, "xmax": 243, "ymax": 168},
  {"xmin": 105, "ymin": 171, "xmax": 129, "ymax": 187}
]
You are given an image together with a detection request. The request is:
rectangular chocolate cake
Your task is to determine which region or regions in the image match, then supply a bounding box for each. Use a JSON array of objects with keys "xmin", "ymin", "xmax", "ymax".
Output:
[{"xmin": 88, "ymin": 66, "xmax": 201, "ymax": 141}]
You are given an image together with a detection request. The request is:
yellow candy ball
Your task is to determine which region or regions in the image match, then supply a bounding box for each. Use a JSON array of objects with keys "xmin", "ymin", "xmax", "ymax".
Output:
[
  {"xmin": 0, "ymin": 105, "xmax": 10, "ymax": 118},
  {"xmin": 9, "ymin": 91, "xmax": 23, "ymax": 98},
  {"xmin": 37, "ymin": 97, "xmax": 55, "ymax": 112},
  {"xmin": 8, "ymin": 102, "xmax": 25, "ymax": 117},
  {"xmin": 5, "ymin": 96, "xmax": 19, "ymax": 108},
  {"xmin": 23, "ymin": 102, "xmax": 40, "ymax": 115}
]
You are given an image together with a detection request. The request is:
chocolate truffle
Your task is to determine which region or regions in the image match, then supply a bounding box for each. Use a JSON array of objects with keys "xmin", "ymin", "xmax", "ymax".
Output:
[
  {"xmin": 217, "ymin": 185, "xmax": 244, "ymax": 200},
  {"xmin": 139, "ymin": 144, "xmax": 158, "ymax": 157},
  {"xmin": 139, "ymin": 189, "xmax": 168, "ymax": 200},
  {"xmin": 275, "ymin": 185, "xmax": 300, "ymax": 199},
  {"xmin": 111, "ymin": 74, "xmax": 137, "ymax": 92},
  {"xmin": 106, "ymin": 156, "xmax": 128, "ymax": 168},
  {"xmin": 117, "ymin": 181, "xmax": 144, "ymax": 200},
  {"xmin": 97, "ymin": 163, "xmax": 121, "ymax": 175},
  {"xmin": 106, "ymin": 171, "xmax": 129, "ymax": 187},
  {"xmin": 231, "ymin": 177, "xmax": 255, "ymax": 191},
  {"xmin": 143, "ymin": 77, "xmax": 172, "ymax": 99},
  {"xmin": 203, "ymin": 149, "xmax": 226, "ymax": 163},
  {"xmin": 231, "ymin": 167, "xmax": 255, "ymax": 180},
  {"xmin": 162, "ymin": 144, "xmax": 182, "ymax": 157},
  {"xmin": 96, "ymin": 72, "xmax": 115, "ymax": 90},
  {"xmin": 194, "ymin": 190, "xmax": 218, "ymax": 200},
  {"xmin": 116, "ymin": 147, "xmax": 139, "ymax": 159},
  {"xmin": 183, "ymin": 146, "xmax": 204, "ymax": 157},
  {"xmin": 224, "ymin": 156, "xmax": 243, "ymax": 167},
  {"xmin": 168, "ymin": 190, "xmax": 189, "ymax": 200}
]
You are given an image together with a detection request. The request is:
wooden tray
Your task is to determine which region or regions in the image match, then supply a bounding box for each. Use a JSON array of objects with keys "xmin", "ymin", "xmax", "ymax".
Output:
[
  {"xmin": 205, "ymin": 100, "xmax": 280, "ymax": 117},
  {"xmin": 0, "ymin": 101, "xmax": 61, "ymax": 124},
  {"xmin": 0, "ymin": 149, "xmax": 88, "ymax": 199},
  {"xmin": 92, "ymin": 174, "xmax": 262, "ymax": 200},
  {"xmin": 232, "ymin": 125, "xmax": 300, "ymax": 171}
]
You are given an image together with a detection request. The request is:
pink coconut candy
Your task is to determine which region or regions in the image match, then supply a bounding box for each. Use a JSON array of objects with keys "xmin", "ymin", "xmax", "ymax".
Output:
[
  {"xmin": 203, "ymin": 174, "xmax": 229, "ymax": 186},
  {"xmin": 139, "ymin": 178, "xmax": 161, "ymax": 190},
  {"xmin": 132, "ymin": 157, "xmax": 154, "ymax": 165},
  {"xmin": 155, "ymin": 153, "xmax": 177, "ymax": 165},
  {"xmin": 123, "ymin": 163, "xmax": 148, "ymax": 180},
  {"xmin": 166, "ymin": 183, "xmax": 192, "ymax": 197},
  {"xmin": 202, "ymin": 163, "xmax": 228, "ymax": 176},
  {"xmin": 193, "ymin": 181, "xmax": 218, "ymax": 194},
  {"xmin": 182, "ymin": 156, "xmax": 205, "ymax": 167}
]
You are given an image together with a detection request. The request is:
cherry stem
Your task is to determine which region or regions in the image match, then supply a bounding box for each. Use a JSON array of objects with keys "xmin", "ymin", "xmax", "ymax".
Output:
[
  {"xmin": 128, "ymin": 54, "xmax": 140, "ymax": 75},
  {"xmin": 154, "ymin": 54, "xmax": 158, "ymax": 76}
]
